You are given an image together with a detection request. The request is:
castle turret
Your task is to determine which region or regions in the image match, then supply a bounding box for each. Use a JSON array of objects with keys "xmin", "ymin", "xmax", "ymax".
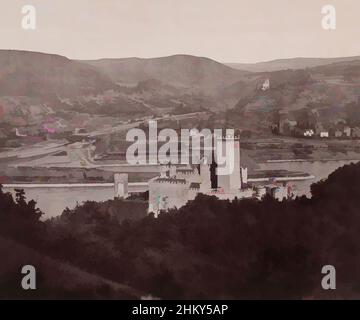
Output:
[{"xmin": 114, "ymin": 173, "xmax": 129, "ymax": 199}]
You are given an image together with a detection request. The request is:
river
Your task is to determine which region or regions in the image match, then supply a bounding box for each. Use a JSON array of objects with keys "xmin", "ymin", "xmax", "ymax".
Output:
[
  {"xmin": 3, "ymin": 185, "xmax": 115, "ymax": 220},
  {"xmin": 3, "ymin": 159, "xmax": 359, "ymax": 220},
  {"xmin": 259, "ymin": 159, "xmax": 360, "ymax": 197}
]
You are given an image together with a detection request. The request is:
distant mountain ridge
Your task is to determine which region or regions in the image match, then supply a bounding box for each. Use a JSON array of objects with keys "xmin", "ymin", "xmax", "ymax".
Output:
[
  {"xmin": 0, "ymin": 50, "xmax": 251, "ymax": 98},
  {"xmin": 83, "ymin": 54, "xmax": 250, "ymax": 94},
  {"xmin": 0, "ymin": 50, "xmax": 114, "ymax": 98},
  {"xmin": 1, "ymin": 49, "xmax": 360, "ymax": 127},
  {"xmin": 227, "ymin": 56, "xmax": 360, "ymax": 72},
  {"xmin": 2, "ymin": 49, "xmax": 360, "ymax": 100}
]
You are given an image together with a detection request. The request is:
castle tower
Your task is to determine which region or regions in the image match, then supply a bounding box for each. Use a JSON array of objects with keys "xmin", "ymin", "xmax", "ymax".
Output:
[
  {"xmin": 216, "ymin": 138, "xmax": 241, "ymax": 192},
  {"xmin": 200, "ymin": 157, "xmax": 211, "ymax": 193},
  {"xmin": 148, "ymin": 177, "xmax": 189, "ymax": 216},
  {"xmin": 230, "ymin": 140, "xmax": 241, "ymax": 190},
  {"xmin": 160, "ymin": 166, "xmax": 168, "ymax": 178},
  {"xmin": 241, "ymin": 167, "xmax": 248, "ymax": 184},
  {"xmin": 114, "ymin": 173, "xmax": 129, "ymax": 198},
  {"xmin": 169, "ymin": 164, "xmax": 177, "ymax": 178}
]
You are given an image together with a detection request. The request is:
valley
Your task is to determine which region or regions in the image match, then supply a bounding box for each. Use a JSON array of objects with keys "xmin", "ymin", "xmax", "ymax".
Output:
[{"xmin": 2, "ymin": 50, "xmax": 360, "ymax": 219}]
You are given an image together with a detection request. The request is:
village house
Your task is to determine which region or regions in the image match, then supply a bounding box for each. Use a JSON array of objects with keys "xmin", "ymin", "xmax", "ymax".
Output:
[
  {"xmin": 344, "ymin": 126, "xmax": 351, "ymax": 137},
  {"xmin": 352, "ymin": 127, "xmax": 360, "ymax": 138},
  {"xmin": 335, "ymin": 130, "xmax": 343, "ymax": 138},
  {"xmin": 315, "ymin": 122, "xmax": 329, "ymax": 138},
  {"xmin": 278, "ymin": 111, "xmax": 297, "ymax": 135}
]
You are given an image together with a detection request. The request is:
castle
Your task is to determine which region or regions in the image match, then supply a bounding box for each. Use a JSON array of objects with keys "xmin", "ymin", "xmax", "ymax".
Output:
[{"xmin": 148, "ymin": 138, "xmax": 288, "ymax": 215}]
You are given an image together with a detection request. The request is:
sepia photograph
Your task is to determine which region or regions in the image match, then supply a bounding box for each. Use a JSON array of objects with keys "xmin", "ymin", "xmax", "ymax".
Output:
[{"xmin": 0, "ymin": 0, "xmax": 359, "ymax": 308}]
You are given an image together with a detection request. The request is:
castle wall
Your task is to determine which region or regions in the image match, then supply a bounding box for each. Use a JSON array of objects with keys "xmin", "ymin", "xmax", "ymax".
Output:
[
  {"xmin": 176, "ymin": 169, "xmax": 201, "ymax": 183},
  {"xmin": 148, "ymin": 179, "xmax": 190, "ymax": 215}
]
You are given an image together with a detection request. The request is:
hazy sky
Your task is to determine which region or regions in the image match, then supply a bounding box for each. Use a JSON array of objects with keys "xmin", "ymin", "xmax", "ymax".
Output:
[{"xmin": 0, "ymin": 0, "xmax": 359, "ymax": 62}]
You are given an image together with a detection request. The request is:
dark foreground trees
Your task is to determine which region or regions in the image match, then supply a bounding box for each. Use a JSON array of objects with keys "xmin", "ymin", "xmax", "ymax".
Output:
[{"xmin": 1, "ymin": 163, "xmax": 360, "ymax": 299}]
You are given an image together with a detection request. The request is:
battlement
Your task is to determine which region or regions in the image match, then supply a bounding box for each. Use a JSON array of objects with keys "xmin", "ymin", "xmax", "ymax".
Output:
[
  {"xmin": 190, "ymin": 182, "xmax": 200, "ymax": 189},
  {"xmin": 176, "ymin": 168, "xmax": 198, "ymax": 176},
  {"xmin": 154, "ymin": 177, "xmax": 187, "ymax": 184}
]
